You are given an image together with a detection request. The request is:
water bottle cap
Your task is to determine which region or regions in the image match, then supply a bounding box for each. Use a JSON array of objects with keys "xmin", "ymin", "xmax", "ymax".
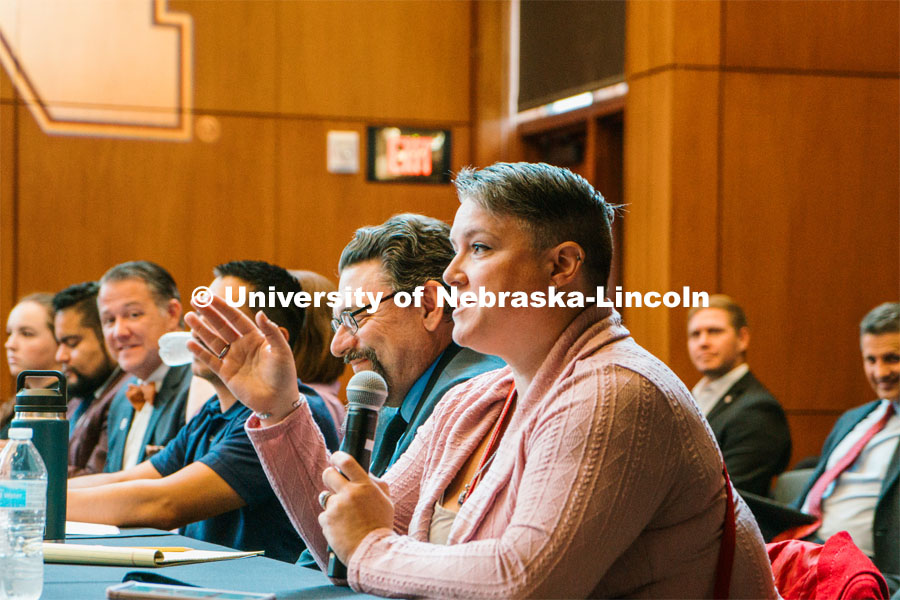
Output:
[
  {"xmin": 14, "ymin": 388, "xmax": 67, "ymax": 413},
  {"xmin": 7, "ymin": 427, "xmax": 33, "ymax": 440}
]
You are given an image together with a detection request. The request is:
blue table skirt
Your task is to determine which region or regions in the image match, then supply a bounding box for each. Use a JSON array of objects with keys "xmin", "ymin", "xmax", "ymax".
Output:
[{"xmin": 44, "ymin": 530, "xmax": 376, "ymax": 599}]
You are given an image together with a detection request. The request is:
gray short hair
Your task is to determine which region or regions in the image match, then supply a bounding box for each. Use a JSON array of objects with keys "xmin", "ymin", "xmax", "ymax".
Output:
[
  {"xmin": 453, "ymin": 162, "xmax": 614, "ymax": 289},
  {"xmin": 338, "ymin": 214, "xmax": 454, "ymax": 311},
  {"xmin": 860, "ymin": 302, "xmax": 899, "ymax": 337},
  {"xmin": 100, "ymin": 261, "xmax": 180, "ymax": 310}
]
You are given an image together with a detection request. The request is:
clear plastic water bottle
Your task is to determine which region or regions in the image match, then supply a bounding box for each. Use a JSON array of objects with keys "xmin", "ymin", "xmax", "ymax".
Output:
[{"xmin": 0, "ymin": 428, "xmax": 47, "ymax": 600}]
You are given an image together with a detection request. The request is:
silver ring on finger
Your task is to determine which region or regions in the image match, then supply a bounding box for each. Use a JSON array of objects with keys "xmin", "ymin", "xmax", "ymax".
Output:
[
  {"xmin": 217, "ymin": 344, "xmax": 231, "ymax": 360},
  {"xmin": 318, "ymin": 490, "xmax": 333, "ymax": 510}
]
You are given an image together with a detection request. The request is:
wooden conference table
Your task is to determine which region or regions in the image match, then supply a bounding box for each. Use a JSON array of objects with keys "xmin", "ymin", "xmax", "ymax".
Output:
[{"xmin": 45, "ymin": 528, "xmax": 376, "ymax": 599}]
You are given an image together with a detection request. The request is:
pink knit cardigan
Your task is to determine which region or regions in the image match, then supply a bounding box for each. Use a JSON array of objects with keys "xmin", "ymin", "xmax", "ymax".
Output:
[{"xmin": 247, "ymin": 307, "xmax": 777, "ymax": 598}]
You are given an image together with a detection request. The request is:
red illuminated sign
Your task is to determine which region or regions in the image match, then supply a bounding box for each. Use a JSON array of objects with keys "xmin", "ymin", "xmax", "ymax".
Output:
[
  {"xmin": 368, "ymin": 127, "xmax": 451, "ymax": 183},
  {"xmin": 386, "ymin": 135, "xmax": 434, "ymax": 176}
]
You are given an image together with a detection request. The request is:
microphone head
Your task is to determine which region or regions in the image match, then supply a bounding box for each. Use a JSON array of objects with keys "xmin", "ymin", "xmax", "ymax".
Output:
[{"xmin": 345, "ymin": 370, "xmax": 388, "ymax": 410}]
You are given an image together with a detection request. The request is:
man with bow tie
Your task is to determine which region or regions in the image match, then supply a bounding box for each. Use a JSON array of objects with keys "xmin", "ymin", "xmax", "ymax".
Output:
[
  {"xmin": 95, "ymin": 261, "xmax": 192, "ymax": 472},
  {"xmin": 687, "ymin": 294, "xmax": 792, "ymax": 496},
  {"xmin": 66, "ymin": 261, "xmax": 338, "ymax": 563}
]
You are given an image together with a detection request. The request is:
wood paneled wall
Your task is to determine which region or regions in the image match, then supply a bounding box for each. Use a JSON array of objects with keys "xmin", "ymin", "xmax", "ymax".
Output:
[
  {"xmin": 3, "ymin": 0, "xmax": 897, "ymax": 472},
  {"xmin": 624, "ymin": 0, "xmax": 899, "ymax": 466},
  {"xmin": 0, "ymin": 1, "xmax": 503, "ymax": 402}
]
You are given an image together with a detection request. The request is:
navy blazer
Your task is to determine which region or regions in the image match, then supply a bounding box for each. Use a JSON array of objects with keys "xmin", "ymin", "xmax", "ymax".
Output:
[
  {"xmin": 706, "ymin": 370, "xmax": 792, "ymax": 496},
  {"xmin": 792, "ymin": 400, "xmax": 900, "ymax": 594},
  {"xmin": 105, "ymin": 364, "xmax": 192, "ymax": 472}
]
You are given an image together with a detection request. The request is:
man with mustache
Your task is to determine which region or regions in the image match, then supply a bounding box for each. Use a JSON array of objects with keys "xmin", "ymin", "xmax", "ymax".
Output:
[
  {"xmin": 53, "ymin": 281, "xmax": 129, "ymax": 476},
  {"xmin": 329, "ymin": 214, "xmax": 504, "ymax": 477}
]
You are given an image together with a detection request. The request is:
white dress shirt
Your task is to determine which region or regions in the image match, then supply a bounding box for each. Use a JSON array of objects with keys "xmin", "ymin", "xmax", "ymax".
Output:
[
  {"xmin": 691, "ymin": 363, "xmax": 750, "ymax": 416},
  {"xmin": 121, "ymin": 363, "xmax": 169, "ymax": 470},
  {"xmin": 806, "ymin": 399, "xmax": 900, "ymax": 556}
]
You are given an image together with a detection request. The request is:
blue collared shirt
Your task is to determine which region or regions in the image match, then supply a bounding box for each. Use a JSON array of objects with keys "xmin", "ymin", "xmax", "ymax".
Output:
[
  {"xmin": 370, "ymin": 351, "xmax": 444, "ymax": 476},
  {"xmin": 367, "ymin": 344, "xmax": 505, "ymax": 477}
]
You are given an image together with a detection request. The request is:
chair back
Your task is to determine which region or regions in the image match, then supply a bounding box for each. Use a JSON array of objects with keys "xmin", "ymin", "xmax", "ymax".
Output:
[{"xmin": 771, "ymin": 468, "xmax": 815, "ymax": 504}]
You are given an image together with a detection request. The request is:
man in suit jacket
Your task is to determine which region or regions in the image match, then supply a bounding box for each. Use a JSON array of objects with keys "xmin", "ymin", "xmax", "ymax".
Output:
[
  {"xmin": 369, "ymin": 341, "xmax": 504, "ymax": 476},
  {"xmin": 68, "ymin": 261, "xmax": 339, "ymax": 563},
  {"xmin": 790, "ymin": 302, "xmax": 899, "ymax": 593},
  {"xmin": 52, "ymin": 281, "xmax": 130, "ymax": 476},
  {"xmin": 284, "ymin": 215, "xmax": 503, "ymax": 569},
  {"xmin": 330, "ymin": 215, "xmax": 504, "ymax": 478},
  {"xmin": 688, "ymin": 294, "xmax": 791, "ymax": 496},
  {"xmin": 105, "ymin": 364, "xmax": 191, "ymax": 471},
  {"xmin": 98, "ymin": 261, "xmax": 192, "ymax": 472}
]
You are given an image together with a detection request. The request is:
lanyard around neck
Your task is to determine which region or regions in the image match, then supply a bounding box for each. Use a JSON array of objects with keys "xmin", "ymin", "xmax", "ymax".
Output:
[{"xmin": 459, "ymin": 382, "xmax": 517, "ymax": 506}]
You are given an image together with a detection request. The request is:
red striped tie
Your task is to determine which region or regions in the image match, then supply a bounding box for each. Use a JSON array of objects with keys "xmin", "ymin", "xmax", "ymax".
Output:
[{"xmin": 774, "ymin": 403, "xmax": 895, "ymax": 542}]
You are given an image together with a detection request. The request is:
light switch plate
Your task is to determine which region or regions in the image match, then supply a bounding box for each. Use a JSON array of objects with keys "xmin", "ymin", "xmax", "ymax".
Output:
[{"xmin": 327, "ymin": 130, "xmax": 360, "ymax": 174}]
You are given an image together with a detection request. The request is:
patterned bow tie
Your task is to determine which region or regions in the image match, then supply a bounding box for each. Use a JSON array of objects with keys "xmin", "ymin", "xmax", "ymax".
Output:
[{"xmin": 125, "ymin": 382, "xmax": 157, "ymax": 412}]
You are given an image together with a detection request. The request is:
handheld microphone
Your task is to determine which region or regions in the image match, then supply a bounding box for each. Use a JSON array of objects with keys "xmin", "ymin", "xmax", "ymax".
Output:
[{"xmin": 327, "ymin": 370, "xmax": 388, "ymax": 580}]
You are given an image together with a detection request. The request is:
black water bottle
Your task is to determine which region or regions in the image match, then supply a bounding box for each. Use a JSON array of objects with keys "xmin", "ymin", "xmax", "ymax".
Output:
[{"xmin": 11, "ymin": 370, "xmax": 68, "ymax": 541}]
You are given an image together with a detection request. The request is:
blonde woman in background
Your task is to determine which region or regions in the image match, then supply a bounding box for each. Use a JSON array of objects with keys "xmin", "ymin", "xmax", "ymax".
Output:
[
  {"xmin": 3, "ymin": 293, "xmax": 62, "ymax": 436},
  {"xmin": 290, "ymin": 270, "xmax": 347, "ymax": 435}
]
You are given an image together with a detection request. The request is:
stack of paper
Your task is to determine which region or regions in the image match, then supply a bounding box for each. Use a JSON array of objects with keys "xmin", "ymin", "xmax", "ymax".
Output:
[{"xmin": 64, "ymin": 521, "xmax": 120, "ymax": 536}]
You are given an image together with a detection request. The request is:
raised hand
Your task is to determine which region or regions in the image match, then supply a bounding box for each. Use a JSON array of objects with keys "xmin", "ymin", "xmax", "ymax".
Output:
[{"xmin": 186, "ymin": 294, "xmax": 299, "ymax": 422}]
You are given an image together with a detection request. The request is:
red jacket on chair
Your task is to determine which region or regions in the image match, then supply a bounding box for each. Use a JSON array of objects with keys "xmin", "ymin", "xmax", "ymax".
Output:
[{"xmin": 767, "ymin": 531, "xmax": 889, "ymax": 599}]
